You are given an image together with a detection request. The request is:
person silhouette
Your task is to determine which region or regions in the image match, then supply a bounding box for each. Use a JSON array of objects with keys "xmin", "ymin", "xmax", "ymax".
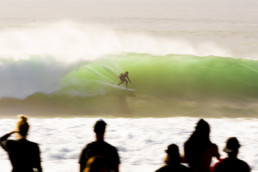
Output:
[
  {"xmin": 117, "ymin": 71, "xmax": 131, "ymax": 88},
  {"xmin": 0, "ymin": 115, "xmax": 42, "ymax": 172},
  {"xmin": 79, "ymin": 119, "xmax": 120, "ymax": 172},
  {"xmin": 184, "ymin": 119, "xmax": 220, "ymax": 172},
  {"xmin": 155, "ymin": 144, "xmax": 189, "ymax": 172},
  {"xmin": 212, "ymin": 137, "xmax": 250, "ymax": 172}
]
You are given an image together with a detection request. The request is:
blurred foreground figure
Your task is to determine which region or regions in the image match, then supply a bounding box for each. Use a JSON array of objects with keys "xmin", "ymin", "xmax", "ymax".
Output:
[
  {"xmin": 212, "ymin": 137, "xmax": 250, "ymax": 172},
  {"xmin": 155, "ymin": 144, "xmax": 189, "ymax": 172},
  {"xmin": 184, "ymin": 119, "xmax": 220, "ymax": 172},
  {"xmin": 0, "ymin": 115, "xmax": 42, "ymax": 172},
  {"xmin": 79, "ymin": 119, "xmax": 120, "ymax": 172},
  {"xmin": 84, "ymin": 156, "xmax": 108, "ymax": 172}
]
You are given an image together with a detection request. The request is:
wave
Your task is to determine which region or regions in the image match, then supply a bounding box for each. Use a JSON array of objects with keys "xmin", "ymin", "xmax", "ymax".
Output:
[
  {"xmin": 1, "ymin": 53, "xmax": 258, "ymax": 117},
  {"xmin": 0, "ymin": 56, "xmax": 72, "ymax": 99},
  {"xmin": 60, "ymin": 53, "xmax": 258, "ymax": 99},
  {"xmin": 0, "ymin": 23, "xmax": 257, "ymax": 117}
]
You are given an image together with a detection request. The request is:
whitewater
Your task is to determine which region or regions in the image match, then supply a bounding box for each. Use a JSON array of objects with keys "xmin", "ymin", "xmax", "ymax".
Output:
[
  {"xmin": 0, "ymin": 118, "xmax": 257, "ymax": 172},
  {"xmin": 0, "ymin": 0, "xmax": 258, "ymax": 171}
]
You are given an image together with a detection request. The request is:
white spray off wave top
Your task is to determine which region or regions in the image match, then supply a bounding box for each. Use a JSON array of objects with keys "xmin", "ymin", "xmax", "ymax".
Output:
[
  {"xmin": 0, "ymin": 22, "xmax": 232, "ymax": 62},
  {"xmin": 0, "ymin": 22, "xmax": 232, "ymax": 99}
]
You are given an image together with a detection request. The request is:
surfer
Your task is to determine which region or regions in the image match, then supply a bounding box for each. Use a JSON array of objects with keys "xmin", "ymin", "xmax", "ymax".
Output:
[{"xmin": 117, "ymin": 71, "xmax": 131, "ymax": 88}]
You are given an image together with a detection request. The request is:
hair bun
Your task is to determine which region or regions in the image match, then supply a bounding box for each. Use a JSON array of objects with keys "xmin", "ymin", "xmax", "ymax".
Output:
[
  {"xmin": 18, "ymin": 114, "xmax": 28, "ymax": 123},
  {"xmin": 16, "ymin": 114, "xmax": 29, "ymax": 136}
]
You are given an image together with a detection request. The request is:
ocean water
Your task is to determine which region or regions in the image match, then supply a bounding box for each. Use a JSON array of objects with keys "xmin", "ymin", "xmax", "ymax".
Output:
[
  {"xmin": 0, "ymin": 0, "xmax": 258, "ymax": 171},
  {"xmin": 0, "ymin": 118, "xmax": 257, "ymax": 172}
]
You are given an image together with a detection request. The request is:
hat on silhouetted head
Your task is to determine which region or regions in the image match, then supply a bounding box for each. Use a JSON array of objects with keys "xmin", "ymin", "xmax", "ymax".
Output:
[
  {"xmin": 165, "ymin": 144, "xmax": 181, "ymax": 163},
  {"xmin": 165, "ymin": 144, "xmax": 179, "ymax": 156},
  {"xmin": 94, "ymin": 119, "xmax": 107, "ymax": 134},
  {"xmin": 223, "ymin": 137, "xmax": 241, "ymax": 153}
]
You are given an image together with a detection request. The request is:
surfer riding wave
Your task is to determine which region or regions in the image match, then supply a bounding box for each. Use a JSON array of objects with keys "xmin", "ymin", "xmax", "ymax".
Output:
[{"xmin": 117, "ymin": 71, "xmax": 131, "ymax": 88}]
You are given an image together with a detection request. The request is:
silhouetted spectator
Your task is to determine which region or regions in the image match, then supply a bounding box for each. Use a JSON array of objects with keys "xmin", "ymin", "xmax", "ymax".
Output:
[
  {"xmin": 84, "ymin": 156, "xmax": 108, "ymax": 172},
  {"xmin": 0, "ymin": 115, "xmax": 42, "ymax": 172},
  {"xmin": 155, "ymin": 144, "xmax": 189, "ymax": 172},
  {"xmin": 184, "ymin": 119, "xmax": 220, "ymax": 172},
  {"xmin": 212, "ymin": 137, "xmax": 250, "ymax": 172},
  {"xmin": 79, "ymin": 119, "xmax": 120, "ymax": 172}
]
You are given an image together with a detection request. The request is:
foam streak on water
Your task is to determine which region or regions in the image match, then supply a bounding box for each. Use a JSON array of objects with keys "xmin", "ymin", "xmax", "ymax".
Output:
[{"xmin": 0, "ymin": 117, "xmax": 257, "ymax": 172}]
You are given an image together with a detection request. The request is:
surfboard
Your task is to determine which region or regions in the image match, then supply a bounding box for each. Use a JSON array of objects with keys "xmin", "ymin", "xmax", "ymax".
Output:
[{"xmin": 101, "ymin": 82, "xmax": 136, "ymax": 91}]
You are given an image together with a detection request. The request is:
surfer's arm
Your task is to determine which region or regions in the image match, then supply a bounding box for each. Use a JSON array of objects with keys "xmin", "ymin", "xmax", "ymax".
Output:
[{"xmin": 126, "ymin": 76, "xmax": 131, "ymax": 83}]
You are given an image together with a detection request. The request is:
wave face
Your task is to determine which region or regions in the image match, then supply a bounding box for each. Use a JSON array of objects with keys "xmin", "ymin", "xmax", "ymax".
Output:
[
  {"xmin": 1, "ymin": 53, "xmax": 258, "ymax": 117},
  {"xmin": 61, "ymin": 53, "xmax": 258, "ymax": 99}
]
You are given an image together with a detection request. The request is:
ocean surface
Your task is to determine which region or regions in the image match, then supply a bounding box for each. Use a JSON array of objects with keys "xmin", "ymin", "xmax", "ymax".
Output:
[
  {"xmin": 0, "ymin": 118, "xmax": 257, "ymax": 172},
  {"xmin": 0, "ymin": 0, "xmax": 258, "ymax": 171}
]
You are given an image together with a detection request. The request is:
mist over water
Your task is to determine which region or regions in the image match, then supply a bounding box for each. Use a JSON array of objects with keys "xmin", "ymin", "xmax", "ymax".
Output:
[{"xmin": 0, "ymin": 22, "xmax": 235, "ymax": 61}]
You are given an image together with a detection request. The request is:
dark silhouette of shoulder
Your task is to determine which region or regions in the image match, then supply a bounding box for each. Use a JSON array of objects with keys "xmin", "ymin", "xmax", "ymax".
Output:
[
  {"xmin": 156, "ymin": 164, "xmax": 189, "ymax": 172},
  {"xmin": 79, "ymin": 141, "xmax": 120, "ymax": 167},
  {"xmin": 4, "ymin": 138, "xmax": 39, "ymax": 150},
  {"xmin": 1, "ymin": 137, "xmax": 41, "ymax": 171},
  {"xmin": 213, "ymin": 157, "xmax": 250, "ymax": 172}
]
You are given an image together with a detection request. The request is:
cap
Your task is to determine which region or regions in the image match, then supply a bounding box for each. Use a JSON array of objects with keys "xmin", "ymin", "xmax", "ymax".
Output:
[
  {"xmin": 223, "ymin": 137, "xmax": 241, "ymax": 153},
  {"xmin": 165, "ymin": 144, "xmax": 179, "ymax": 156}
]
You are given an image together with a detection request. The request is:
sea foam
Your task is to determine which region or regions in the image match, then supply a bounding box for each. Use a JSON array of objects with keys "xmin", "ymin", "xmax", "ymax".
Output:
[{"xmin": 0, "ymin": 117, "xmax": 257, "ymax": 172}]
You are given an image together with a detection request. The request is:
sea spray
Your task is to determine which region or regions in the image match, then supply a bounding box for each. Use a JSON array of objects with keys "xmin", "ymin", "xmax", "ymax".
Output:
[{"xmin": 0, "ymin": 22, "xmax": 232, "ymax": 62}]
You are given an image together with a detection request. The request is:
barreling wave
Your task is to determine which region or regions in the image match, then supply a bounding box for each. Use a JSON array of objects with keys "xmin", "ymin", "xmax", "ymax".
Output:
[
  {"xmin": 60, "ymin": 53, "xmax": 258, "ymax": 99},
  {"xmin": 1, "ymin": 53, "xmax": 258, "ymax": 117}
]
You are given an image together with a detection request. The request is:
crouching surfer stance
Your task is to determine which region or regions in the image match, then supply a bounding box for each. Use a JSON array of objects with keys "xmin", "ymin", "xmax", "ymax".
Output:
[{"xmin": 117, "ymin": 71, "xmax": 131, "ymax": 88}]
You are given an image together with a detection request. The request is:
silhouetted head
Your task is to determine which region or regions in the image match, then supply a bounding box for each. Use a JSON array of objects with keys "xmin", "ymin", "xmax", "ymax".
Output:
[
  {"xmin": 223, "ymin": 137, "xmax": 241, "ymax": 156},
  {"xmin": 94, "ymin": 119, "xmax": 107, "ymax": 135},
  {"xmin": 165, "ymin": 144, "xmax": 181, "ymax": 164},
  {"xmin": 195, "ymin": 119, "xmax": 210, "ymax": 136},
  {"xmin": 16, "ymin": 115, "xmax": 29, "ymax": 137},
  {"xmin": 125, "ymin": 71, "xmax": 128, "ymax": 75}
]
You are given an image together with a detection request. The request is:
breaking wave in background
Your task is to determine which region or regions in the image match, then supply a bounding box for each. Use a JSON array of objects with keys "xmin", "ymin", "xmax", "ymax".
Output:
[{"xmin": 0, "ymin": 23, "xmax": 257, "ymax": 117}]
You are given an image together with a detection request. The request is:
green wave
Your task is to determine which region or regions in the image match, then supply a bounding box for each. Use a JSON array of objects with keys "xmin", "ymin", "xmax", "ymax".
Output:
[
  {"xmin": 2, "ymin": 53, "xmax": 258, "ymax": 117},
  {"xmin": 60, "ymin": 53, "xmax": 258, "ymax": 99}
]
